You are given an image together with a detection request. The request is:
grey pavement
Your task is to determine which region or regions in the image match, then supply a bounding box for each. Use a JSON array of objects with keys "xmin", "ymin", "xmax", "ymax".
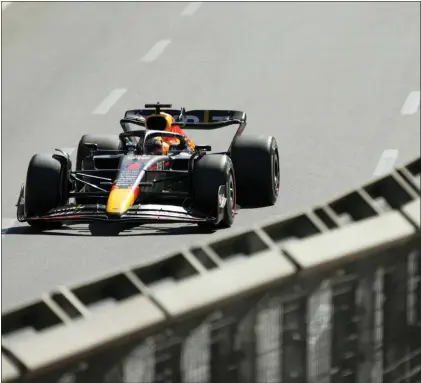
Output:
[{"xmin": 1, "ymin": 1, "xmax": 420, "ymax": 311}]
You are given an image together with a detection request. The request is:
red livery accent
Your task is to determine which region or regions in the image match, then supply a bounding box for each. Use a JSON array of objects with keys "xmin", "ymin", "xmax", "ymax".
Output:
[
  {"xmin": 132, "ymin": 186, "xmax": 140, "ymax": 200},
  {"xmin": 128, "ymin": 163, "xmax": 140, "ymax": 170},
  {"xmin": 44, "ymin": 215, "xmax": 82, "ymax": 220},
  {"xmin": 149, "ymin": 161, "xmax": 170, "ymax": 171}
]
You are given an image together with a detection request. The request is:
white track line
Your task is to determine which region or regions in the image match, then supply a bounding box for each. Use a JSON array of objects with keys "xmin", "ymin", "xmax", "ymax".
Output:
[
  {"xmin": 92, "ymin": 89, "xmax": 127, "ymax": 115},
  {"xmin": 2, "ymin": 2, "xmax": 12, "ymax": 11},
  {"xmin": 141, "ymin": 40, "xmax": 171, "ymax": 63},
  {"xmin": 181, "ymin": 2, "xmax": 203, "ymax": 16},
  {"xmin": 373, "ymin": 149, "xmax": 399, "ymax": 177},
  {"xmin": 401, "ymin": 91, "xmax": 420, "ymax": 115}
]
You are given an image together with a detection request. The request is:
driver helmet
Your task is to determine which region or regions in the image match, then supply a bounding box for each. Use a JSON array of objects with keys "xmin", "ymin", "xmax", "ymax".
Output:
[
  {"xmin": 145, "ymin": 136, "xmax": 170, "ymax": 155},
  {"xmin": 145, "ymin": 136, "xmax": 163, "ymax": 155}
]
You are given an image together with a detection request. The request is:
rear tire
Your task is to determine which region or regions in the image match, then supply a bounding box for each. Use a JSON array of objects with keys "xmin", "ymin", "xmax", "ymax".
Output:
[
  {"xmin": 230, "ymin": 135, "xmax": 280, "ymax": 206},
  {"xmin": 75, "ymin": 134, "xmax": 122, "ymax": 204},
  {"xmin": 25, "ymin": 154, "xmax": 66, "ymax": 231},
  {"xmin": 193, "ymin": 154, "xmax": 236, "ymax": 230}
]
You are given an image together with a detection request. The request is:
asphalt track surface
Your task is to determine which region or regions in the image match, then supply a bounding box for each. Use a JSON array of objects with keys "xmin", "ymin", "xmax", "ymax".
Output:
[{"xmin": 2, "ymin": 2, "xmax": 420, "ymax": 312}]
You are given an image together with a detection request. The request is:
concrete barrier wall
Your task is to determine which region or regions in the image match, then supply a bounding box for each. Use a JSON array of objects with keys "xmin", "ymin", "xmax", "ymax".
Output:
[{"xmin": 2, "ymin": 157, "xmax": 420, "ymax": 383}]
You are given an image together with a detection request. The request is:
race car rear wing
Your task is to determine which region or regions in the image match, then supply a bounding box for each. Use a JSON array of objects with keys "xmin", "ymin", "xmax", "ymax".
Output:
[
  {"xmin": 124, "ymin": 104, "xmax": 247, "ymax": 129},
  {"xmin": 122, "ymin": 103, "xmax": 247, "ymax": 150}
]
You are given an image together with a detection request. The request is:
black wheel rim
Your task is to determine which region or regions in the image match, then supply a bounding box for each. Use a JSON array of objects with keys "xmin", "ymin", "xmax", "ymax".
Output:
[
  {"xmin": 228, "ymin": 170, "xmax": 235, "ymax": 217},
  {"xmin": 273, "ymin": 150, "xmax": 280, "ymax": 195}
]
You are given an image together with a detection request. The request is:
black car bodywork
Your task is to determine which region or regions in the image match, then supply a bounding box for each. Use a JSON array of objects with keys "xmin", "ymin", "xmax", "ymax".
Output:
[{"xmin": 16, "ymin": 104, "xmax": 249, "ymax": 228}]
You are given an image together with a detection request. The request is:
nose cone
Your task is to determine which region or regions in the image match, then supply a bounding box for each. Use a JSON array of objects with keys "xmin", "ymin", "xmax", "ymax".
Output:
[{"xmin": 106, "ymin": 187, "xmax": 138, "ymax": 215}]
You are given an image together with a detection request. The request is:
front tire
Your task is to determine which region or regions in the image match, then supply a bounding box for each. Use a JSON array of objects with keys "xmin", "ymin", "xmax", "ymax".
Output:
[
  {"xmin": 25, "ymin": 154, "xmax": 66, "ymax": 230},
  {"xmin": 193, "ymin": 154, "xmax": 236, "ymax": 230}
]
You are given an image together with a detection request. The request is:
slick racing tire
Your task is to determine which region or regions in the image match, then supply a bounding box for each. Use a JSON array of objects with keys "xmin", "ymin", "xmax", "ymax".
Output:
[
  {"xmin": 25, "ymin": 154, "xmax": 66, "ymax": 231},
  {"xmin": 193, "ymin": 154, "xmax": 236, "ymax": 230},
  {"xmin": 75, "ymin": 134, "xmax": 122, "ymax": 204},
  {"xmin": 230, "ymin": 135, "xmax": 280, "ymax": 206}
]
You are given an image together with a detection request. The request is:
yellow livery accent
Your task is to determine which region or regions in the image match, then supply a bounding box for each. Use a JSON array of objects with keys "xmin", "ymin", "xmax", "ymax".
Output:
[{"xmin": 106, "ymin": 188, "xmax": 136, "ymax": 214}]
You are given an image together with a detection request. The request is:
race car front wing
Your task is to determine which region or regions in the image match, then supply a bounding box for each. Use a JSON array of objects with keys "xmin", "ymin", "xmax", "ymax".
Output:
[
  {"xmin": 16, "ymin": 184, "xmax": 227, "ymax": 226},
  {"xmin": 17, "ymin": 202, "xmax": 217, "ymax": 225}
]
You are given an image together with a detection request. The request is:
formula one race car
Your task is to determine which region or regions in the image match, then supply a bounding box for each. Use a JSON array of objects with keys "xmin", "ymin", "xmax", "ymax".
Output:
[{"xmin": 16, "ymin": 103, "xmax": 280, "ymax": 232}]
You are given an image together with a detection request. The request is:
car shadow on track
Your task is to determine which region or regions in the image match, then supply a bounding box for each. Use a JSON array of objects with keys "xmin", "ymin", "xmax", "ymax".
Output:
[{"xmin": 2, "ymin": 223, "xmax": 218, "ymax": 237}]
